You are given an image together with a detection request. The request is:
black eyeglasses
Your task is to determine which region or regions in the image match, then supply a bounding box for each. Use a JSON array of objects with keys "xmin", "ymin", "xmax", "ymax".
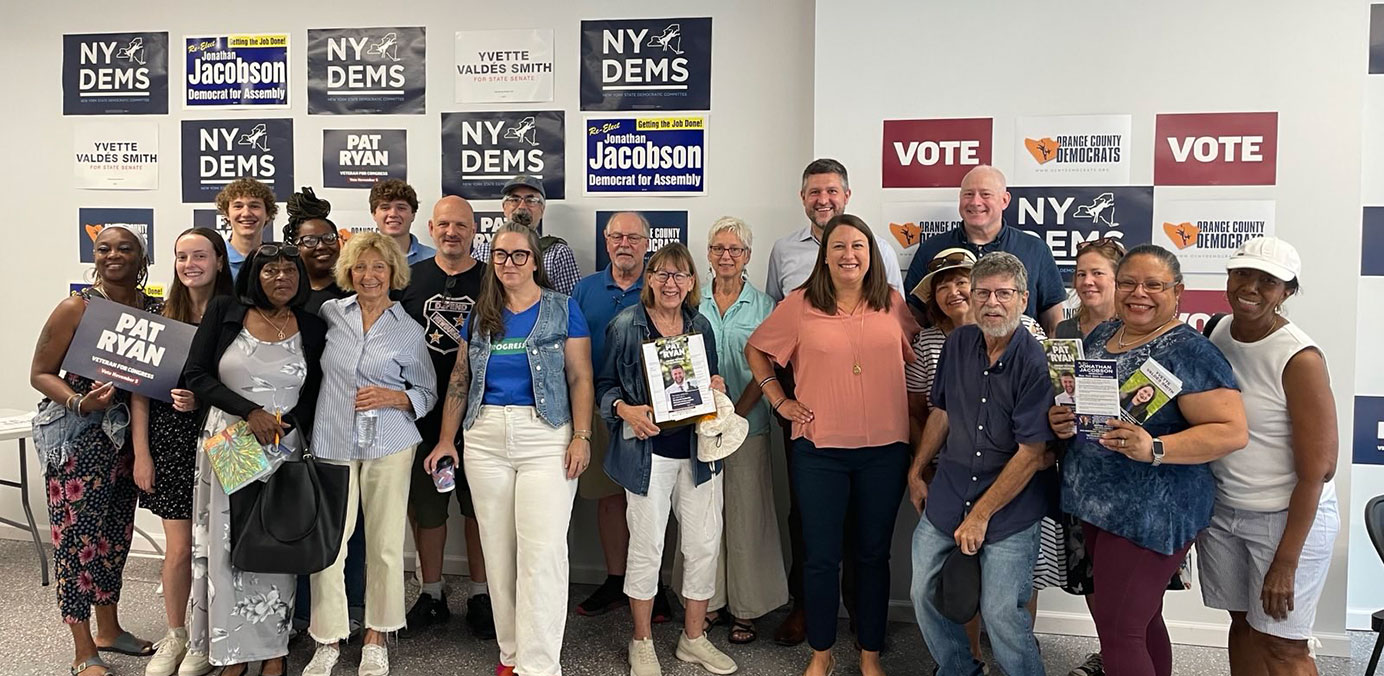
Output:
[
  {"xmin": 1077, "ymin": 236, "xmax": 1126, "ymax": 255},
  {"xmin": 502, "ymin": 195, "xmax": 544, "ymax": 207},
  {"xmin": 492, "ymin": 248, "xmax": 532, "ymax": 266},
  {"xmin": 254, "ymin": 243, "xmax": 300, "ymax": 258},
  {"xmin": 927, "ymin": 250, "xmax": 974, "ymax": 273},
  {"xmin": 295, "ymin": 233, "xmax": 339, "ymax": 248}
]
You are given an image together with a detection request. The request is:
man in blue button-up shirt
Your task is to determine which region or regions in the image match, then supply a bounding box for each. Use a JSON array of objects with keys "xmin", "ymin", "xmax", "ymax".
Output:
[{"xmin": 907, "ymin": 251, "xmax": 1055, "ymax": 676}]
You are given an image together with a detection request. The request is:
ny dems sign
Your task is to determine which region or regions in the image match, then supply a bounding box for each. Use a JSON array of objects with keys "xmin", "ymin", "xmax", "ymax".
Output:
[
  {"xmin": 181, "ymin": 119, "xmax": 295, "ymax": 202},
  {"xmin": 63, "ymin": 32, "xmax": 169, "ymax": 115},
  {"xmin": 580, "ymin": 18, "xmax": 711, "ymax": 111},
  {"xmin": 307, "ymin": 27, "xmax": 426, "ymax": 114},
  {"xmin": 440, "ymin": 111, "xmax": 565, "ymax": 200}
]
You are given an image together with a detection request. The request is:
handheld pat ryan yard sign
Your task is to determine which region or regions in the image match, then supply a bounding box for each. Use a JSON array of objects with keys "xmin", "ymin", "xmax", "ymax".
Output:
[
  {"xmin": 640, "ymin": 332, "xmax": 715, "ymax": 427},
  {"xmin": 60, "ymin": 297, "xmax": 196, "ymax": 402}
]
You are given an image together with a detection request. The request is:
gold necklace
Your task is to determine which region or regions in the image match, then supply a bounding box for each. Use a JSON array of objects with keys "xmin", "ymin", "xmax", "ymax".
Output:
[
  {"xmin": 256, "ymin": 308, "xmax": 293, "ymax": 340},
  {"xmin": 1116, "ymin": 317, "xmax": 1175, "ymax": 349},
  {"xmin": 838, "ymin": 299, "xmax": 865, "ymax": 375}
]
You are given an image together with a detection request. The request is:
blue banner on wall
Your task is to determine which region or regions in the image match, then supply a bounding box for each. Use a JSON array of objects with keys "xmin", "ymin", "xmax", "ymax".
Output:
[
  {"xmin": 595, "ymin": 210, "xmax": 687, "ymax": 270},
  {"xmin": 323, "ymin": 130, "xmax": 407, "ymax": 189},
  {"xmin": 1002, "ymin": 186, "xmax": 1154, "ymax": 283},
  {"xmin": 184, "ymin": 34, "xmax": 290, "ymax": 108},
  {"xmin": 440, "ymin": 111, "xmax": 565, "ymax": 200},
  {"xmin": 585, "ymin": 116, "xmax": 706, "ymax": 195},
  {"xmin": 180, "ymin": 119, "xmax": 295, "ymax": 202},
  {"xmin": 78, "ymin": 208, "xmax": 155, "ymax": 263},
  {"xmin": 1354, "ymin": 396, "xmax": 1384, "ymax": 465},
  {"xmin": 307, "ymin": 27, "xmax": 426, "ymax": 115},
  {"xmin": 580, "ymin": 18, "xmax": 711, "ymax": 111},
  {"xmin": 63, "ymin": 32, "xmax": 169, "ymax": 115}
]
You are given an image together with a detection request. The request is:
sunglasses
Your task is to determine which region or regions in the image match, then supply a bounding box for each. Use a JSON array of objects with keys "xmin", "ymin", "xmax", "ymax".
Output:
[
  {"xmin": 1077, "ymin": 236, "xmax": 1126, "ymax": 255},
  {"xmin": 927, "ymin": 250, "xmax": 974, "ymax": 273},
  {"xmin": 254, "ymin": 243, "xmax": 301, "ymax": 258}
]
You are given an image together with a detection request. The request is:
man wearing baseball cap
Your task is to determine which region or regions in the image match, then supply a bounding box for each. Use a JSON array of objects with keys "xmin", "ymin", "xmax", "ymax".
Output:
[{"xmin": 472, "ymin": 176, "xmax": 583, "ymax": 295}]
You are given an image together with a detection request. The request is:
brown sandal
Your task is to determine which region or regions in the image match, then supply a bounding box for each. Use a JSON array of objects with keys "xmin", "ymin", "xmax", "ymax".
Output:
[{"xmin": 729, "ymin": 618, "xmax": 758, "ymax": 644}]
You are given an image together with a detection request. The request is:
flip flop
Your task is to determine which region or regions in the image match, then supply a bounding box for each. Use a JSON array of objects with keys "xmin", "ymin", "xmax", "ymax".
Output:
[
  {"xmin": 729, "ymin": 619, "xmax": 758, "ymax": 644},
  {"xmin": 71, "ymin": 654, "xmax": 110, "ymax": 676},
  {"xmin": 97, "ymin": 630, "xmax": 154, "ymax": 656}
]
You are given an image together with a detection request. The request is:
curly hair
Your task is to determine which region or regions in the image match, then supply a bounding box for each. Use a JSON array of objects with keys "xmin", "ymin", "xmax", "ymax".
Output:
[
  {"xmin": 215, "ymin": 177, "xmax": 278, "ymax": 221},
  {"xmin": 334, "ymin": 231, "xmax": 411, "ymax": 292},
  {"xmin": 368, "ymin": 178, "xmax": 419, "ymax": 213},
  {"xmin": 284, "ymin": 186, "xmax": 334, "ymax": 243}
]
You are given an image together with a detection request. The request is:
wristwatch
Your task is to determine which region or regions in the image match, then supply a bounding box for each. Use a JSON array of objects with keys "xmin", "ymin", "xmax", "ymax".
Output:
[{"xmin": 1150, "ymin": 437, "xmax": 1165, "ymax": 466}]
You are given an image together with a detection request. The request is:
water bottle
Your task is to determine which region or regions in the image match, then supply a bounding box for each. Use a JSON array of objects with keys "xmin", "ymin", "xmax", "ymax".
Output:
[{"xmin": 355, "ymin": 410, "xmax": 378, "ymax": 451}]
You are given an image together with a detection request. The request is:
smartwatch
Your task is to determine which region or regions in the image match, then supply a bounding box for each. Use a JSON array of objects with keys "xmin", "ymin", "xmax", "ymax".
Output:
[{"xmin": 1150, "ymin": 437, "xmax": 1165, "ymax": 466}]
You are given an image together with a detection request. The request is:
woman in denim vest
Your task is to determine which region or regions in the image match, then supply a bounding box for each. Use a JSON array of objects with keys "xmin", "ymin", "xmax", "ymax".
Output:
[
  {"xmin": 597, "ymin": 243, "xmax": 737, "ymax": 676},
  {"xmin": 425, "ymin": 222, "xmax": 594, "ymax": 676}
]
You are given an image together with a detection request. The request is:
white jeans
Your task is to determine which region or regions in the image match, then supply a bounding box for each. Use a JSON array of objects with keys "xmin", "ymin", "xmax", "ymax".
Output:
[
  {"xmin": 308, "ymin": 446, "xmax": 414, "ymax": 642},
  {"xmin": 465, "ymin": 406, "xmax": 576, "ymax": 676},
  {"xmin": 624, "ymin": 454, "xmax": 723, "ymax": 602}
]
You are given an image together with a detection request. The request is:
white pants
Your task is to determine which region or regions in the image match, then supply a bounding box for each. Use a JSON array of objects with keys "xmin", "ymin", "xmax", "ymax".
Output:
[
  {"xmin": 625, "ymin": 454, "xmax": 723, "ymax": 602},
  {"xmin": 308, "ymin": 446, "xmax": 414, "ymax": 642},
  {"xmin": 465, "ymin": 406, "xmax": 576, "ymax": 676}
]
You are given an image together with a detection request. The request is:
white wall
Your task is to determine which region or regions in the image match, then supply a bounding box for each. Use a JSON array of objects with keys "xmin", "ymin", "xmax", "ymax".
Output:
[
  {"xmin": 814, "ymin": 0, "xmax": 1364, "ymax": 657},
  {"xmin": 0, "ymin": 0, "xmax": 815, "ymax": 585}
]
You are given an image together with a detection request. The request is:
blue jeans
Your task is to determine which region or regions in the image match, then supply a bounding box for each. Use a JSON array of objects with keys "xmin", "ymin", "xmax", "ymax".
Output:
[
  {"xmin": 911, "ymin": 518, "xmax": 1045, "ymax": 676},
  {"xmin": 791, "ymin": 439, "xmax": 908, "ymax": 651},
  {"xmin": 295, "ymin": 507, "xmax": 367, "ymax": 623}
]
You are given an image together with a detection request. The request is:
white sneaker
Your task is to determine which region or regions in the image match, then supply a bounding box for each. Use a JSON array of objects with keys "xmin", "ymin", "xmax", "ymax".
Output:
[
  {"xmin": 628, "ymin": 637, "xmax": 662, "ymax": 676},
  {"xmin": 359, "ymin": 643, "xmax": 389, "ymax": 676},
  {"xmin": 303, "ymin": 643, "xmax": 340, "ymax": 676},
  {"xmin": 146, "ymin": 628, "xmax": 189, "ymax": 676},
  {"xmin": 175, "ymin": 650, "xmax": 210, "ymax": 676},
  {"xmin": 675, "ymin": 632, "xmax": 737, "ymax": 674}
]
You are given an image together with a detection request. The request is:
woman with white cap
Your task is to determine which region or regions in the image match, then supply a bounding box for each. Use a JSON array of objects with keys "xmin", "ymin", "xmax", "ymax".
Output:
[{"xmin": 1197, "ymin": 237, "xmax": 1339, "ymax": 675}]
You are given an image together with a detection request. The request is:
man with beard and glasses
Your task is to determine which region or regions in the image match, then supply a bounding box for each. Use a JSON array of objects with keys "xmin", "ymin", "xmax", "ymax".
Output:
[
  {"xmin": 472, "ymin": 176, "xmax": 582, "ymax": 295},
  {"xmin": 907, "ymin": 252, "xmax": 1056, "ymax": 676},
  {"xmin": 397, "ymin": 196, "xmax": 496, "ymax": 641}
]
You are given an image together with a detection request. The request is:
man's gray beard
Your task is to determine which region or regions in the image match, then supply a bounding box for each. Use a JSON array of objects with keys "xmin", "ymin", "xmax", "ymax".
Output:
[
  {"xmin": 978, "ymin": 313, "xmax": 1021, "ymax": 338},
  {"xmin": 511, "ymin": 210, "xmax": 534, "ymax": 227}
]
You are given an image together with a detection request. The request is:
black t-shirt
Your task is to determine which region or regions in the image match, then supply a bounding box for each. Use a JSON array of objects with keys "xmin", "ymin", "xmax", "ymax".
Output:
[
  {"xmin": 400, "ymin": 257, "xmax": 487, "ymax": 443},
  {"xmin": 304, "ymin": 282, "xmax": 349, "ymax": 316}
]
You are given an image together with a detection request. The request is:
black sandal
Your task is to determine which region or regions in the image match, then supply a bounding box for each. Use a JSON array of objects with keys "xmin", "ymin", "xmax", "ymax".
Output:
[
  {"xmin": 728, "ymin": 618, "xmax": 758, "ymax": 644},
  {"xmin": 701, "ymin": 611, "xmax": 732, "ymax": 634}
]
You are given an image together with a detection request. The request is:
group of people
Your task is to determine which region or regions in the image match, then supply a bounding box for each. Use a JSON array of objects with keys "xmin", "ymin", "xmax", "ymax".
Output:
[{"xmin": 29, "ymin": 160, "xmax": 1337, "ymax": 676}]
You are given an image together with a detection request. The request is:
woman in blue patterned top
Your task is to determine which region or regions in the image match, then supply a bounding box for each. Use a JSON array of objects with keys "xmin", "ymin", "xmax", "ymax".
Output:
[{"xmin": 1047, "ymin": 245, "xmax": 1246, "ymax": 676}]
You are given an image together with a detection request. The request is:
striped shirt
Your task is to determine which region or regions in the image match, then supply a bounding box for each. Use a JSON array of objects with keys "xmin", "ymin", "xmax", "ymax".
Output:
[
  {"xmin": 313, "ymin": 296, "xmax": 437, "ymax": 461},
  {"xmin": 905, "ymin": 315, "xmax": 1046, "ymax": 403}
]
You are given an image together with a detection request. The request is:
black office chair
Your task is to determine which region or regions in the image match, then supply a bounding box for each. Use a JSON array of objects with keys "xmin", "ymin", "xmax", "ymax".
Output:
[{"xmin": 1366, "ymin": 495, "xmax": 1384, "ymax": 676}]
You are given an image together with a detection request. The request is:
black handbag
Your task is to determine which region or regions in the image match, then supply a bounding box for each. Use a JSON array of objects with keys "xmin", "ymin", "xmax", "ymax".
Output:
[{"xmin": 229, "ymin": 434, "xmax": 350, "ymax": 575}]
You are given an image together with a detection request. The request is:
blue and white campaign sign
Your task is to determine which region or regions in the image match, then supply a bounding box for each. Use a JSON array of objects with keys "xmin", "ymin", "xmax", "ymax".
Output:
[
  {"xmin": 472, "ymin": 210, "xmax": 508, "ymax": 252},
  {"xmin": 580, "ymin": 18, "xmax": 711, "ymax": 111},
  {"xmin": 323, "ymin": 130, "xmax": 407, "ymax": 189},
  {"xmin": 184, "ymin": 34, "xmax": 289, "ymax": 108},
  {"xmin": 585, "ymin": 116, "xmax": 706, "ymax": 196},
  {"xmin": 63, "ymin": 32, "xmax": 169, "ymax": 115},
  {"xmin": 78, "ymin": 208, "xmax": 154, "ymax": 264},
  {"xmin": 308, "ymin": 27, "xmax": 426, "ymax": 115},
  {"xmin": 180, "ymin": 119, "xmax": 294, "ymax": 202},
  {"xmin": 1354, "ymin": 396, "xmax": 1384, "ymax": 465},
  {"xmin": 1364, "ymin": 207, "xmax": 1384, "ymax": 277},
  {"xmin": 193, "ymin": 208, "xmax": 275, "ymax": 243},
  {"xmin": 595, "ymin": 210, "xmax": 687, "ymax": 270},
  {"xmin": 440, "ymin": 111, "xmax": 565, "ymax": 200},
  {"xmin": 1003, "ymin": 186, "xmax": 1154, "ymax": 283}
]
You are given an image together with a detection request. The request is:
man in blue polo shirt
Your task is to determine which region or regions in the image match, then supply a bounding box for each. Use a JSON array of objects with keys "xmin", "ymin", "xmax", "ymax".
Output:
[
  {"xmin": 572, "ymin": 211, "xmax": 672, "ymax": 619},
  {"xmin": 907, "ymin": 252, "xmax": 1055, "ymax": 676},
  {"xmin": 904, "ymin": 166, "xmax": 1066, "ymax": 334}
]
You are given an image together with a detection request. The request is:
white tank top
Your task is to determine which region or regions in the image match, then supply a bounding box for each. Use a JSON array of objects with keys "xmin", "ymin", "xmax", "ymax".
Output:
[{"xmin": 1209, "ymin": 317, "xmax": 1335, "ymax": 511}]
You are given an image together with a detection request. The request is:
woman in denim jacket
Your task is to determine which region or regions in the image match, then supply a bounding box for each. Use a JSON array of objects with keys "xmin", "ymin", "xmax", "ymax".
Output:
[
  {"xmin": 424, "ymin": 222, "xmax": 594, "ymax": 676},
  {"xmin": 596, "ymin": 243, "xmax": 736, "ymax": 676},
  {"xmin": 30, "ymin": 225, "xmax": 161, "ymax": 676}
]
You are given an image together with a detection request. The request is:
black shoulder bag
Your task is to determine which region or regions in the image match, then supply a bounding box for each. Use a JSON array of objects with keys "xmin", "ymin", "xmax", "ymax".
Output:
[{"xmin": 229, "ymin": 418, "xmax": 350, "ymax": 575}]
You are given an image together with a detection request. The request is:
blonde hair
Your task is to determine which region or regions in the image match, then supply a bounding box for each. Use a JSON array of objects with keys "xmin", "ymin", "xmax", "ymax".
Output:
[{"xmin": 334, "ymin": 231, "xmax": 411, "ymax": 291}]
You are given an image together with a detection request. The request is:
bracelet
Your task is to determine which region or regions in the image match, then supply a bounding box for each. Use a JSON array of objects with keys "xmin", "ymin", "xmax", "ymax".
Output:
[
  {"xmin": 758, "ymin": 375, "xmax": 778, "ymax": 389},
  {"xmin": 73, "ymin": 394, "xmax": 86, "ymax": 414},
  {"xmin": 574, "ymin": 429, "xmax": 592, "ymax": 441},
  {"xmin": 65, "ymin": 393, "xmax": 81, "ymax": 412},
  {"xmin": 771, "ymin": 397, "xmax": 787, "ymax": 412}
]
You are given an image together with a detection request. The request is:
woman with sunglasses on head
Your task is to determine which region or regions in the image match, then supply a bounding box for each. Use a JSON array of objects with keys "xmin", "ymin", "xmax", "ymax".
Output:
[
  {"xmin": 31, "ymin": 225, "xmax": 161, "ymax": 676},
  {"xmin": 1047, "ymin": 244, "xmax": 1247, "ymax": 676},
  {"xmin": 599, "ymin": 242, "xmax": 737, "ymax": 676},
  {"xmin": 1197, "ymin": 238, "xmax": 1338, "ymax": 676},
  {"xmin": 183, "ymin": 242, "xmax": 328, "ymax": 676},
  {"xmin": 129, "ymin": 227, "xmax": 234, "ymax": 676},
  {"xmin": 423, "ymin": 222, "xmax": 594, "ymax": 676},
  {"xmin": 284, "ymin": 187, "xmax": 347, "ymax": 315},
  {"xmin": 305, "ymin": 232, "xmax": 436, "ymax": 676}
]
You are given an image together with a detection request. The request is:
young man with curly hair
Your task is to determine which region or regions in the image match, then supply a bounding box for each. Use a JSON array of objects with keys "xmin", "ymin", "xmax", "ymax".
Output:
[
  {"xmin": 215, "ymin": 177, "xmax": 277, "ymax": 280},
  {"xmin": 370, "ymin": 179, "xmax": 436, "ymax": 265}
]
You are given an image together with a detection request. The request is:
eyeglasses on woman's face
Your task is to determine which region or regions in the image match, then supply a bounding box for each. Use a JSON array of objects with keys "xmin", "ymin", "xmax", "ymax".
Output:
[{"xmin": 492, "ymin": 248, "xmax": 532, "ymax": 266}]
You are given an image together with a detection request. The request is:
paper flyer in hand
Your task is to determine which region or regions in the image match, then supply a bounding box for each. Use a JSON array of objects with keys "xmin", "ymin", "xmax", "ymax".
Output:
[
  {"xmin": 641, "ymin": 332, "xmax": 716, "ymax": 425},
  {"xmin": 1043, "ymin": 338, "xmax": 1084, "ymax": 407},
  {"xmin": 204, "ymin": 420, "xmax": 272, "ymax": 494},
  {"xmin": 1118, "ymin": 357, "xmax": 1183, "ymax": 425},
  {"xmin": 1075, "ymin": 359, "xmax": 1120, "ymax": 442}
]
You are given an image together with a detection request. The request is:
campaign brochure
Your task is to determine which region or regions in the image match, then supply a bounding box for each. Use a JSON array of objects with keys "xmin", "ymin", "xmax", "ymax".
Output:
[
  {"xmin": 1074, "ymin": 359, "xmax": 1120, "ymax": 442},
  {"xmin": 1043, "ymin": 338, "xmax": 1084, "ymax": 407},
  {"xmin": 1118, "ymin": 357, "xmax": 1183, "ymax": 425},
  {"xmin": 640, "ymin": 332, "xmax": 716, "ymax": 426}
]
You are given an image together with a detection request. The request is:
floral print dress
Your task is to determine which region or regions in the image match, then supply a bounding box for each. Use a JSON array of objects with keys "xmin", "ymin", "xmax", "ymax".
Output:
[{"xmin": 187, "ymin": 329, "xmax": 305, "ymax": 665}]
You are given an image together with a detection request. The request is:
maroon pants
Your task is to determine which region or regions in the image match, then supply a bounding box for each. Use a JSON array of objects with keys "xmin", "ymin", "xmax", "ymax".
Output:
[{"xmin": 1084, "ymin": 522, "xmax": 1192, "ymax": 676}]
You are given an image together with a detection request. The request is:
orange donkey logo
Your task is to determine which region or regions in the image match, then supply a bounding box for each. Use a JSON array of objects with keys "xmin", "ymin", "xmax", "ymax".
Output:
[
  {"xmin": 1024, "ymin": 137, "xmax": 1060, "ymax": 164},
  {"xmin": 890, "ymin": 221, "xmax": 922, "ymax": 249},
  {"xmin": 1162, "ymin": 222, "xmax": 1199, "ymax": 250}
]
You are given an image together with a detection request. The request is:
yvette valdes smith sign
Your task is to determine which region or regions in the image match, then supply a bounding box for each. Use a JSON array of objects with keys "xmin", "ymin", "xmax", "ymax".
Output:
[
  {"xmin": 181, "ymin": 119, "xmax": 295, "ymax": 202},
  {"xmin": 580, "ymin": 18, "xmax": 711, "ymax": 110},
  {"xmin": 1003, "ymin": 186, "xmax": 1154, "ymax": 283},
  {"xmin": 323, "ymin": 130, "xmax": 407, "ymax": 188},
  {"xmin": 184, "ymin": 34, "xmax": 289, "ymax": 108},
  {"xmin": 595, "ymin": 210, "xmax": 687, "ymax": 270},
  {"xmin": 73, "ymin": 122, "xmax": 159, "ymax": 190},
  {"xmin": 63, "ymin": 32, "xmax": 169, "ymax": 115},
  {"xmin": 77, "ymin": 208, "xmax": 154, "ymax": 264},
  {"xmin": 308, "ymin": 27, "xmax": 426, "ymax": 114},
  {"xmin": 440, "ymin": 111, "xmax": 565, "ymax": 200},
  {"xmin": 585, "ymin": 116, "xmax": 706, "ymax": 195},
  {"xmin": 60, "ymin": 298, "xmax": 196, "ymax": 402},
  {"xmin": 455, "ymin": 29, "xmax": 554, "ymax": 103}
]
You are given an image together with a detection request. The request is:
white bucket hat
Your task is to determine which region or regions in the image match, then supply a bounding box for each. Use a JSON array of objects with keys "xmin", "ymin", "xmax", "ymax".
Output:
[{"xmin": 696, "ymin": 389, "xmax": 748, "ymax": 462}]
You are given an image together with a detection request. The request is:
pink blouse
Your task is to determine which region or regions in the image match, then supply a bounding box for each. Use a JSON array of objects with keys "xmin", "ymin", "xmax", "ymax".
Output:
[{"xmin": 748, "ymin": 289, "xmax": 919, "ymax": 449}]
